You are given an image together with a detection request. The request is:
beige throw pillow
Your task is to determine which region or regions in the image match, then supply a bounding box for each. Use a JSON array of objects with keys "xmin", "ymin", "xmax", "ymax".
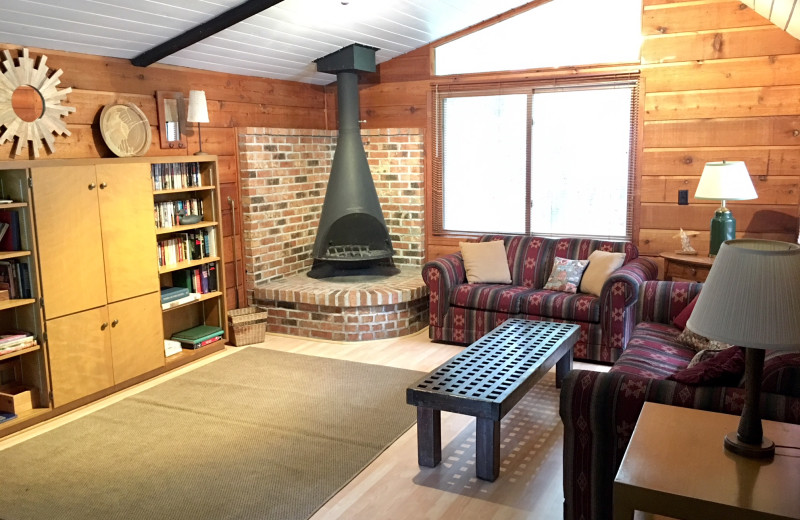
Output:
[
  {"xmin": 579, "ymin": 250, "xmax": 626, "ymax": 296},
  {"xmin": 460, "ymin": 240, "xmax": 511, "ymax": 284}
]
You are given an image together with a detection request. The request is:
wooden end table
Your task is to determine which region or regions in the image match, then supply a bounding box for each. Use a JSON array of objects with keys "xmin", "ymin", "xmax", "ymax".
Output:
[
  {"xmin": 660, "ymin": 252, "xmax": 714, "ymax": 282},
  {"xmin": 614, "ymin": 402, "xmax": 800, "ymax": 520},
  {"xmin": 406, "ymin": 319, "xmax": 579, "ymax": 481}
]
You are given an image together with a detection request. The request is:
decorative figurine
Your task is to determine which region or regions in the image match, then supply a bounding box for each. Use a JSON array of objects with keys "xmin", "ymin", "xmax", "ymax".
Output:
[{"xmin": 673, "ymin": 228, "xmax": 699, "ymax": 255}]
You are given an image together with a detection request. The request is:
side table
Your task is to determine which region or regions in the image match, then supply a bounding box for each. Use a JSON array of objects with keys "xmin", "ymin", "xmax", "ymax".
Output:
[
  {"xmin": 660, "ymin": 252, "xmax": 714, "ymax": 282},
  {"xmin": 613, "ymin": 402, "xmax": 800, "ymax": 520}
]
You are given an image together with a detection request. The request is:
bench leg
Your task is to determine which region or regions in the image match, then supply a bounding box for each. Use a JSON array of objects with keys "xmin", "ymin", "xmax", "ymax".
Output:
[
  {"xmin": 416, "ymin": 407, "xmax": 441, "ymax": 467},
  {"xmin": 555, "ymin": 347, "xmax": 573, "ymax": 388},
  {"xmin": 476, "ymin": 417, "xmax": 500, "ymax": 481}
]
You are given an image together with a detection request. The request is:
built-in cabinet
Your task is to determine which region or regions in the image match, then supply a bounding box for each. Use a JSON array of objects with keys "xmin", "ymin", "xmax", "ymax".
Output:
[{"xmin": 0, "ymin": 156, "xmax": 226, "ymax": 437}]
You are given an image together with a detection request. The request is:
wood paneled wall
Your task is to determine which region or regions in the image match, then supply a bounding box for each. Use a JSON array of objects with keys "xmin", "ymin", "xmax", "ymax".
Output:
[
  {"xmin": 0, "ymin": 44, "xmax": 328, "ymax": 309},
  {"xmin": 354, "ymin": 0, "xmax": 800, "ymax": 261}
]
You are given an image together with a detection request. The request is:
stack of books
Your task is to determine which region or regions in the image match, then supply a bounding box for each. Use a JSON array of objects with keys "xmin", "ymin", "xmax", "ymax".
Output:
[
  {"xmin": 160, "ymin": 286, "xmax": 200, "ymax": 310},
  {"xmin": 171, "ymin": 325, "xmax": 224, "ymax": 350},
  {"xmin": 0, "ymin": 330, "xmax": 36, "ymax": 356}
]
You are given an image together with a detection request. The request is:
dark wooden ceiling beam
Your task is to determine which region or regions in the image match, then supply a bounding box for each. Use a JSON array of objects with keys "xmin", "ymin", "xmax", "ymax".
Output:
[{"xmin": 131, "ymin": 0, "xmax": 285, "ymax": 67}]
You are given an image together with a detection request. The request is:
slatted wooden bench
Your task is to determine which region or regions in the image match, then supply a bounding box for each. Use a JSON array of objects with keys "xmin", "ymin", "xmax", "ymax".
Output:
[{"xmin": 406, "ymin": 319, "xmax": 580, "ymax": 481}]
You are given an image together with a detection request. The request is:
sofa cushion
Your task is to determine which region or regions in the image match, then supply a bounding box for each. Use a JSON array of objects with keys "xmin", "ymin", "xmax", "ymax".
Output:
[
  {"xmin": 448, "ymin": 284, "xmax": 529, "ymax": 313},
  {"xmin": 671, "ymin": 293, "xmax": 699, "ymax": 331},
  {"xmin": 543, "ymin": 257, "xmax": 590, "ymax": 293},
  {"xmin": 517, "ymin": 289, "xmax": 601, "ymax": 322},
  {"xmin": 460, "ymin": 240, "xmax": 511, "ymax": 283},
  {"xmin": 480, "ymin": 235, "xmax": 556, "ymax": 288},
  {"xmin": 580, "ymin": 250, "xmax": 625, "ymax": 296},
  {"xmin": 610, "ymin": 322, "xmax": 695, "ymax": 379},
  {"xmin": 667, "ymin": 346, "xmax": 745, "ymax": 386}
]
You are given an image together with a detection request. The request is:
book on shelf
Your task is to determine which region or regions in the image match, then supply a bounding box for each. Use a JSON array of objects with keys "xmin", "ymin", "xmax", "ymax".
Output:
[
  {"xmin": 207, "ymin": 262, "xmax": 218, "ymax": 292},
  {"xmin": 171, "ymin": 324, "xmax": 224, "ymax": 345},
  {"xmin": 160, "ymin": 286, "xmax": 190, "ymax": 304},
  {"xmin": 151, "ymin": 162, "xmax": 202, "ymax": 191},
  {"xmin": 0, "ymin": 211, "xmax": 20, "ymax": 251},
  {"xmin": 0, "ymin": 412, "xmax": 16, "ymax": 424},
  {"xmin": 164, "ymin": 339, "xmax": 182, "ymax": 357},
  {"xmin": 161, "ymin": 292, "xmax": 200, "ymax": 310},
  {"xmin": 0, "ymin": 222, "xmax": 9, "ymax": 244},
  {"xmin": 179, "ymin": 334, "xmax": 223, "ymax": 350},
  {"xmin": 0, "ymin": 260, "xmax": 31, "ymax": 299},
  {"xmin": 0, "ymin": 339, "xmax": 36, "ymax": 354}
]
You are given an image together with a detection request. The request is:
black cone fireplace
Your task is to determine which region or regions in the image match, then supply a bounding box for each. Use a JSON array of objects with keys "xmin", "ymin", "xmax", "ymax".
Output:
[{"xmin": 308, "ymin": 44, "xmax": 398, "ymax": 279}]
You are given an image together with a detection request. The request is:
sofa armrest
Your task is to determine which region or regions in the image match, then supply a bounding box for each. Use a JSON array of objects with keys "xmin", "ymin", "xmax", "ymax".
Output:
[
  {"xmin": 559, "ymin": 369, "xmax": 800, "ymax": 520},
  {"xmin": 422, "ymin": 253, "xmax": 466, "ymax": 329},
  {"xmin": 599, "ymin": 257, "xmax": 658, "ymax": 355}
]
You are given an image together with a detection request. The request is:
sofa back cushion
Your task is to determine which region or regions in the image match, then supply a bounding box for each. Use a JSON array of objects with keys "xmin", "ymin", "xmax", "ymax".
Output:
[{"xmin": 479, "ymin": 235, "xmax": 638, "ymax": 289}]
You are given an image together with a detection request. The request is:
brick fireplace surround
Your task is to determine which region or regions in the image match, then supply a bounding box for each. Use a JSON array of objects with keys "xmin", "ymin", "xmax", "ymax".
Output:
[{"xmin": 237, "ymin": 127, "xmax": 428, "ymax": 341}]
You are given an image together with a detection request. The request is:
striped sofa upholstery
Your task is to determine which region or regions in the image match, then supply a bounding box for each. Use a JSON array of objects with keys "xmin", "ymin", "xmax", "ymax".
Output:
[
  {"xmin": 559, "ymin": 281, "xmax": 800, "ymax": 520},
  {"xmin": 422, "ymin": 235, "xmax": 658, "ymax": 363}
]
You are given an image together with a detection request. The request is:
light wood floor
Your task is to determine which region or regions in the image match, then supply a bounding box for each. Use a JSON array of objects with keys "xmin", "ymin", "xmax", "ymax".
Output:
[{"xmin": 0, "ymin": 328, "xmax": 606, "ymax": 520}]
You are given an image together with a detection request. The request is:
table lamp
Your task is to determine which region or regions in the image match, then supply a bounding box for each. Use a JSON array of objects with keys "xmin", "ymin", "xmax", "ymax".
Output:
[
  {"xmin": 187, "ymin": 90, "xmax": 209, "ymax": 155},
  {"xmin": 687, "ymin": 239, "xmax": 800, "ymax": 458},
  {"xmin": 694, "ymin": 161, "xmax": 757, "ymax": 256}
]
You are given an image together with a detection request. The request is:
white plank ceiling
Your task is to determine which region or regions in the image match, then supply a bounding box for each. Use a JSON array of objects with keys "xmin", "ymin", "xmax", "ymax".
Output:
[{"xmin": 0, "ymin": 0, "xmax": 535, "ymax": 85}]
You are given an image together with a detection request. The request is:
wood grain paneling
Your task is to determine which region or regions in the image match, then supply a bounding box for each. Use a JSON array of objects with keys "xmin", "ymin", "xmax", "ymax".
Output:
[
  {"xmin": 642, "ymin": 26, "xmax": 800, "ymax": 64},
  {"xmin": 641, "ymin": 176, "xmax": 800, "ymax": 204},
  {"xmin": 645, "ymin": 85, "xmax": 800, "ymax": 121},
  {"xmin": 643, "ymin": 116, "xmax": 800, "ymax": 148},
  {"xmin": 642, "ymin": 1, "xmax": 769, "ymax": 35},
  {"xmin": 643, "ymin": 55, "xmax": 800, "ymax": 92}
]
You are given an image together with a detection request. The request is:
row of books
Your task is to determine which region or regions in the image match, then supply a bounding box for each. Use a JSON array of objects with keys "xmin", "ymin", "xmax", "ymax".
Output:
[
  {"xmin": 0, "ymin": 330, "xmax": 37, "ymax": 356},
  {"xmin": 0, "ymin": 210, "xmax": 21, "ymax": 251},
  {"xmin": 0, "ymin": 260, "xmax": 32, "ymax": 300},
  {"xmin": 157, "ymin": 228, "xmax": 217, "ymax": 267},
  {"xmin": 151, "ymin": 162, "xmax": 202, "ymax": 191},
  {"xmin": 154, "ymin": 198, "xmax": 204, "ymax": 229},
  {"xmin": 171, "ymin": 324, "xmax": 224, "ymax": 350},
  {"xmin": 172, "ymin": 262, "xmax": 219, "ymax": 295}
]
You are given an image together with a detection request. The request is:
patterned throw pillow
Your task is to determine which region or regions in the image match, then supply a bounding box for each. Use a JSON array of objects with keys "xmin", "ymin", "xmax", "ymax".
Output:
[
  {"xmin": 677, "ymin": 326, "xmax": 732, "ymax": 353},
  {"xmin": 543, "ymin": 257, "xmax": 590, "ymax": 294}
]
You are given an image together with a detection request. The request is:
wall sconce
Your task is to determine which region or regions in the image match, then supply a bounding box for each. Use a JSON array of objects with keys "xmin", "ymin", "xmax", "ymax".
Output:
[
  {"xmin": 156, "ymin": 91, "xmax": 187, "ymax": 150},
  {"xmin": 187, "ymin": 90, "xmax": 209, "ymax": 156}
]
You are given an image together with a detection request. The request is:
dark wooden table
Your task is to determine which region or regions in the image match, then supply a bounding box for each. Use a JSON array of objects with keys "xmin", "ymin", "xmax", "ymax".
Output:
[{"xmin": 406, "ymin": 318, "xmax": 580, "ymax": 481}]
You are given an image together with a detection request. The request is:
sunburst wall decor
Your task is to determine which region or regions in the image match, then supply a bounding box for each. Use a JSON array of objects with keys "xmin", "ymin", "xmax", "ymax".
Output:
[{"xmin": 0, "ymin": 48, "xmax": 75, "ymax": 158}]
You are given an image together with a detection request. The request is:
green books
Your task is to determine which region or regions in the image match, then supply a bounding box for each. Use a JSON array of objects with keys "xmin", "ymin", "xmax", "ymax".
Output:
[{"xmin": 171, "ymin": 325, "xmax": 224, "ymax": 345}]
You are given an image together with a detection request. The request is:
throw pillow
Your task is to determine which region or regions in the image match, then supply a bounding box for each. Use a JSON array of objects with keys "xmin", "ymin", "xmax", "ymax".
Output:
[
  {"xmin": 579, "ymin": 250, "xmax": 626, "ymax": 296},
  {"xmin": 460, "ymin": 240, "xmax": 512, "ymax": 284},
  {"xmin": 543, "ymin": 257, "xmax": 590, "ymax": 294},
  {"xmin": 672, "ymin": 293, "xmax": 700, "ymax": 331},
  {"xmin": 677, "ymin": 326, "xmax": 732, "ymax": 353},
  {"xmin": 668, "ymin": 346, "xmax": 745, "ymax": 386}
]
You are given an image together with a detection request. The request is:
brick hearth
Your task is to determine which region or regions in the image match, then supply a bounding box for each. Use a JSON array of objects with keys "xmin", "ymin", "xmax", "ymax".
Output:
[
  {"xmin": 252, "ymin": 267, "xmax": 428, "ymax": 341},
  {"xmin": 238, "ymin": 127, "xmax": 428, "ymax": 341}
]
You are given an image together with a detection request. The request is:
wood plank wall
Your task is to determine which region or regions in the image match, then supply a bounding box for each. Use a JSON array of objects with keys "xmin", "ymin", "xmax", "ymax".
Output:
[
  {"xmin": 0, "ymin": 44, "xmax": 328, "ymax": 309},
  {"xmin": 354, "ymin": 0, "xmax": 800, "ymax": 262}
]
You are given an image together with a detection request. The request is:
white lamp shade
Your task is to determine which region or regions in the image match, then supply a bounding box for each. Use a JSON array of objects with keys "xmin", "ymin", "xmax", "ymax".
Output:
[
  {"xmin": 687, "ymin": 239, "xmax": 800, "ymax": 351},
  {"xmin": 187, "ymin": 90, "xmax": 209, "ymax": 123},
  {"xmin": 694, "ymin": 161, "xmax": 757, "ymax": 201}
]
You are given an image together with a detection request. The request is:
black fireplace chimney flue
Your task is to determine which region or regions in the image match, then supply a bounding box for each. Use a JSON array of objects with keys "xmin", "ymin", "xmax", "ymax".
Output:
[{"xmin": 308, "ymin": 44, "xmax": 398, "ymax": 279}]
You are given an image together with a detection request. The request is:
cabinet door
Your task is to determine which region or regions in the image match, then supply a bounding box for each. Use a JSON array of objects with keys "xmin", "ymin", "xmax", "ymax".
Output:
[
  {"xmin": 31, "ymin": 166, "xmax": 107, "ymax": 319},
  {"xmin": 95, "ymin": 163, "xmax": 159, "ymax": 303},
  {"xmin": 109, "ymin": 292, "xmax": 164, "ymax": 384},
  {"xmin": 47, "ymin": 306, "xmax": 113, "ymax": 408}
]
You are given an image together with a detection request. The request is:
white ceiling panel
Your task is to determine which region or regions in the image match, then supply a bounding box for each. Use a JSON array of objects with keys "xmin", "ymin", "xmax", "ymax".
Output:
[{"xmin": 0, "ymin": 0, "xmax": 537, "ymax": 84}]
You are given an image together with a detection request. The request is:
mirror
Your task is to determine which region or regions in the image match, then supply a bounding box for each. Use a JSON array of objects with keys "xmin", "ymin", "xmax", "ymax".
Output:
[
  {"xmin": 156, "ymin": 91, "xmax": 187, "ymax": 149},
  {"xmin": 0, "ymin": 48, "xmax": 75, "ymax": 157},
  {"xmin": 11, "ymin": 85, "xmax": 45, "ymax": 122}
]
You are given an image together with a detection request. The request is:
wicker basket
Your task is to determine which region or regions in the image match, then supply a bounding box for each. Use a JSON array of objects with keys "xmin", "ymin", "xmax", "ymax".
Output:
[{"xmin": 227, "ymin": 307, "xmax": 269, "ymax": 346}]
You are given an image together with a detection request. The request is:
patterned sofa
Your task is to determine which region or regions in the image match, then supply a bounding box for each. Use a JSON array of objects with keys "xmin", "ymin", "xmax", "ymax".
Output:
[
  {"xmin": 422, "ymin": 235, "xmax": 658, "ymax": 363},
  {"xmin": 560, "ymin": 280, "xmax": 800, "ymax": 520}
]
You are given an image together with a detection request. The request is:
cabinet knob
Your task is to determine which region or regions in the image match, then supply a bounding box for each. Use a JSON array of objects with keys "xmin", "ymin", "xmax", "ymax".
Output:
[
  {"xmin": 101, "ymin": 322, "xmax": 108, "ymax": 330},
  {"xmin": 88, "ymin": 183, "xmax": 96, "ymax": 190},
  {"xmin": 111, "ymin": 319, "xmax": 119, "ymax": 327},
  {"xmin": 99, "ymin": 182, "xmax": 108, "ymax": 189}
]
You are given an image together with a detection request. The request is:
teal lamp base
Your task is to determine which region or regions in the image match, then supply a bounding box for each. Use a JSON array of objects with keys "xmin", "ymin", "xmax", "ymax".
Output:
[{"xmin": 709, "ymin": 208, "xmax": 736, "ymax": 256}]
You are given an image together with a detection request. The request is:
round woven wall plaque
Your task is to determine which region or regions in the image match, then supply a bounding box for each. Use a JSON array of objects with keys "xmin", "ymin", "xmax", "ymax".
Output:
[{"xmin": 100, "ymin": 103, "xmax": 152, "ymax": 157}]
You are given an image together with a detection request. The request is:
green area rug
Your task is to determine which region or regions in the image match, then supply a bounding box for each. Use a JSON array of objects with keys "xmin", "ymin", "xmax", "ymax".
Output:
[{"xmin": 0, "ymin": 348, "xmax": 423, "ymax": 520}]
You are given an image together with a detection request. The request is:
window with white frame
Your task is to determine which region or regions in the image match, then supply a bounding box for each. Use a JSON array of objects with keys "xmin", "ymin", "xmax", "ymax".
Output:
[{"xmin": 433, "ymin": 79, "xmax": 638, "ymax": 239}]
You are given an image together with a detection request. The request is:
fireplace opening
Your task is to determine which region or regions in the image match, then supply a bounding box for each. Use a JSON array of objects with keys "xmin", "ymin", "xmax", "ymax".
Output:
[{"xmin": 308, "ymin": 43, "xmax": 398, "ymax": 280}]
